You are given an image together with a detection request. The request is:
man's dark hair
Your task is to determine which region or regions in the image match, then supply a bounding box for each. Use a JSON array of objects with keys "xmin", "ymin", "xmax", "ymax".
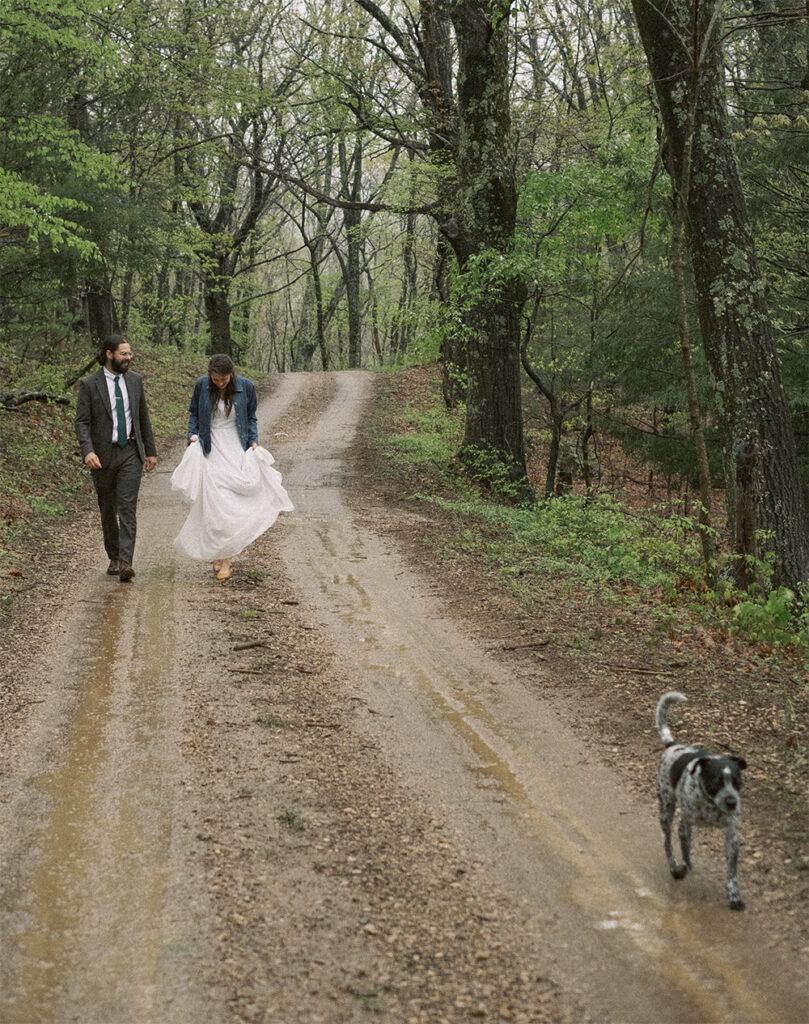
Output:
[{"xmin": 98, "ymin": 334, "xmax": 128, "ymax": 366}]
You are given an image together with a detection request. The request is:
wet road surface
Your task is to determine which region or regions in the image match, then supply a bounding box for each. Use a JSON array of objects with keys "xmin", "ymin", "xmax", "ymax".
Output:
[
  {"xmin": 0, "ymin": 370, "xmax": 806, "ymax": 1023},
  {"xmin": 275, "ymin": 372, "xmax": 808, "ymax": 1024}
]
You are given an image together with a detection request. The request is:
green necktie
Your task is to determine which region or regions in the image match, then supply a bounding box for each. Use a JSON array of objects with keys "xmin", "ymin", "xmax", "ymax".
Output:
[{"xmin": 114, "ymin": 375, "xmax": 128, "ymax": 448}]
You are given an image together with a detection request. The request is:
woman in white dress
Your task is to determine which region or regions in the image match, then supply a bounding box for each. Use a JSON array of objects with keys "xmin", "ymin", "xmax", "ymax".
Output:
[{"xmin": 170, "ymin": 354, "xmax": 293, "ymax": 579}]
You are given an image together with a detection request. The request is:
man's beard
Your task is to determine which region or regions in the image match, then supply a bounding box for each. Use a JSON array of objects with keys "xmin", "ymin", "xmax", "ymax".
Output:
[{"xmin": 110, "ymin": 355, "xmax": 130, "ymax": 374}]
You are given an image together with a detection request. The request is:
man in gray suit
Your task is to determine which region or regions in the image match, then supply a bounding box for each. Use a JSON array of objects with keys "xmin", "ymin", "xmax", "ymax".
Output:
[{"xmin": 75, "ymin": 335, "xmax": 157, "ymax": 581}]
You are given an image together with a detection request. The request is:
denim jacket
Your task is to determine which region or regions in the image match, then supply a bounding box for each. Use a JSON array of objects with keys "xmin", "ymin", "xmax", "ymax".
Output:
[{"xmin": 187, "ymin": 375, "xmax": 259, "ymax": 455}]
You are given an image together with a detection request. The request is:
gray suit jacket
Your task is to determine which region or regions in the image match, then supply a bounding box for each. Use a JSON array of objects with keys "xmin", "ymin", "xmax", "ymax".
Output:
[{"xmin": 75, "ymin": 368, "xmax": 157, "ymax": 466}]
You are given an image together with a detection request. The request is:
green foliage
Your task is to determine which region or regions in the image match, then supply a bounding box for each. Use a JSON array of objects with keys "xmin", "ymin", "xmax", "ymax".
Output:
[
  {"xmin": 688, "ymin": 585, "xmax": 809, "ymax": 662},
  {"xmin": 513, "ymin": 128, "xmax": 722, "ymax": 487},
  {"xmin": 458, "ymin": 445, "xmax": 532, "ymax": 504},
  {"xmin": 379, "ymin": 159, "xmax": 457, "ymax": 215},
  {"xmin": 424, "ymin": 492, "xmax": 704, "ymax": 591},
  {"xmin": 0, "ymin": 3, "xmax": 122, "ymax": 260},
  {"xmin": 377, "ymin": 405, "xmax": 464, "ymax": 475},
  {"xmin": 372, "ymin": 367, "xmax": 809, "ymax": 664},
  {"xmin": 401, "ymin": 326, "xmax": 442, "ymax": 367},
  {"xmin": 730, "ymin": 589, "xmax": 809, "ymax": 650},
  {"xmin": 0, "ymin": 169, "xmax": 99, "ymax": 259},
  {"xmin": 277, "ymin": 807, "xmax": 306, "ymax": 832}
]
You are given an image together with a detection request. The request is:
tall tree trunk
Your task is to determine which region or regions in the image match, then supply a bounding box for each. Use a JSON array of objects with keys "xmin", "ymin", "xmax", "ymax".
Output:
[
  {"xmin": 447, "ymin": 0, "xmax": 530, "ymax": 498},
  {"xmin": 367, "ymin": 270, "xmax": 384, "ymax": 364},
  {"xmin": 631, "ymin": 0, "xmax": 809, "ymax": 590},
  {"xmin": 297, "ymin": 259, "xmax": 330, "ymax": 372},
  {"xmin": 434, "ymin": 237, "xmax": 466, "ymax": 408},
  {"xmin": 345, "ymin": 208, "xmax": 362, "ymax": 369},
  {"xmin": 671, "ymin": 200, "xmax": 716, "ymax": 580},
  {"xmin": 341, "ymin": 136, "xmax": 364, "ymax": 369},
  {"xmin": 354, "ymin": 0, "xmax": 528, "ymax": 490},
  {"xmin": 70, "ymin": 82, "xmax": 118, "ymax": 347},
  {"xmin": 391, "ymin": 209, "xmax": 417, "ymax": 359},
  {"xmin": 204, "ymin": 268, "xmax": 233, "ymax": 356},
  {"xmin": 581, "ymin": 384, "xmax": 595, "ymax": 494},
  {"xmin": 120, "ymin": 269, "xmax": 134, "ymax": 335},
  {"xmin": 83, "ymin": 278, "xmax": 118, "ymax": 344},
  {"xmin": 392, "ymin": 152, "xmax": 420, "ymax": 359},
  {"xmin": 150, "ymin": 259, "xmax": 171, "ymax": 347}
]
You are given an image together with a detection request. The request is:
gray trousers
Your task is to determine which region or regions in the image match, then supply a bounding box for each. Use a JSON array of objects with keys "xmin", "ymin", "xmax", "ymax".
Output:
[{"xmin": 92, "ymin": 441, "xmax": 143, "ymax": 564}]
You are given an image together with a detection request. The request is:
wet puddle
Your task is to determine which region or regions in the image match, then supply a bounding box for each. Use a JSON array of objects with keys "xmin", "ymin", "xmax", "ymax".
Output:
[{"xmin": 2, "ymin": 579, "xmax": 182, "ymax": 1023}]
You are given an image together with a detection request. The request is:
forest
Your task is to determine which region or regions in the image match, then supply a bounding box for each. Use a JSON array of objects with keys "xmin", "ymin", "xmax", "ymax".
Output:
[{"xmin": 1, "ymin": 0, "xmax": 808, "ymax": 595}]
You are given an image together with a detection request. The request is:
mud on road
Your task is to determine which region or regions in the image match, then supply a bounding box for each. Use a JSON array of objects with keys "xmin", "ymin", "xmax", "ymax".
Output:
[{"xmin": 1, "ymin": 371, "xmax": 807, "ymax": 1024}]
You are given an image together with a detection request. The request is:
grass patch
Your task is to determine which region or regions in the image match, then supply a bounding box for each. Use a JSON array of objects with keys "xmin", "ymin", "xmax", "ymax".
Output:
[
  {"xmin": 384, "ymin": 406, "xmax": 463, "ymax": 467},
  {"xmin": 368, "ymin": 374, "xmax": 465, "ymax": 489},
  {"xmin": 254, "ymin": 714, "xmax": 294, "ymax": 729},
  {"xmin": 0, "ymin": 398, "xmax": 84, "ymax": 553},
  {"xmin": 423, "ymin": 491, "xmax": 702, "ymax": 592},
  {"xmin": 370, "ymin": 374, "xmax": 703, "ymax": 594},
  {"xmin": 277, "ymin": 806, "xmax": 306, "ymax": 832},
  {"xmin": 367, "ymin": 366, "xmax": 809, "ymax": 665}
]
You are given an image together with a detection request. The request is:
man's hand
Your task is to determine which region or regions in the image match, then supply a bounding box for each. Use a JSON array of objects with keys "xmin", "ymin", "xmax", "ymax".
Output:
[
  {"xmin": 84, "ymin": 452, "xmax": 102, "ymax": 470},
  {"xmin": 144, "ymin": 456, "xmax": 157, "ymax": 472}
]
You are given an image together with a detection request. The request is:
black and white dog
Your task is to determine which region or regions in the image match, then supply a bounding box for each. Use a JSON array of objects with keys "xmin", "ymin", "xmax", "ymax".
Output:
[{"xmin": 656, "ymin": 691, "xmax": 748, "ymax": 910}]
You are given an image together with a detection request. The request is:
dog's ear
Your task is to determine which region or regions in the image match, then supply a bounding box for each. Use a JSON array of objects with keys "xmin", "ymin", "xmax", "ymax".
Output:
[{"xmin": 734, "ymin": 756, "xmax": 747, "ymax": 772}]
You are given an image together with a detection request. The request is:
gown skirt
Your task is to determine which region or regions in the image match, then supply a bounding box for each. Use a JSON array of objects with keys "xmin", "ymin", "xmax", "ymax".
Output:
[{"xmin": 170, "ymin": 407, "xmax": 293, "ymax": 561}]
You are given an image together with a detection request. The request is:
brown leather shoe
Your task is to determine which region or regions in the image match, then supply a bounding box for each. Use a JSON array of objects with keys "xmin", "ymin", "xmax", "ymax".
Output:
[
  {"xmin": 118, "ymin": 564, "xmax": 135, "ymax": 582},
  {"xmin": 107, "ymin": 559, "xmax": 121, "ymax": 575}
]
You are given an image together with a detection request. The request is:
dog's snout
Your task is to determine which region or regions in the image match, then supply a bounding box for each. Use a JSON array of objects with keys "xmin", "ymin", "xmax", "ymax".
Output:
[{"xmin": 725, "ymin": 795, "xmax": 737, "ymax": 810}]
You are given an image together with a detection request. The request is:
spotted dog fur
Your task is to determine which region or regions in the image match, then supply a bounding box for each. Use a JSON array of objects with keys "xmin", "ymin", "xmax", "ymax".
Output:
[{"xmin": 655, "ymin": 691, "xmax": 748, "ymax": 911}]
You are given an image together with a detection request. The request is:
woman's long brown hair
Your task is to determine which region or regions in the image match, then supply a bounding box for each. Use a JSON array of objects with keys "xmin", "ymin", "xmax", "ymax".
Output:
[{"xmin": 208, "ymin": 353, "xmax": 236, "ymax": 416}]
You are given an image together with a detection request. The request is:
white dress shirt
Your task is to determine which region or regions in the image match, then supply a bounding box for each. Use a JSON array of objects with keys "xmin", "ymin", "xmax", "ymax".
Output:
[{"xmin": 103, "ymin": 367, "xmax": 132, "ymax": 444}]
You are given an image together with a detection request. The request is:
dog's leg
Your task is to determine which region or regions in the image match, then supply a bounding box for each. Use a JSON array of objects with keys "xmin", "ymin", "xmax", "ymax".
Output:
[
  {"xmin": 676, "ymin": 815, "xmax": 692, "ymax": 879},
  {"xmin": 659, "ymin": 793, "xmax": 687, "ymax": 879},
  {"xmin": 725, "ymin": 822, "xmax": 745, "ymax": 911}
]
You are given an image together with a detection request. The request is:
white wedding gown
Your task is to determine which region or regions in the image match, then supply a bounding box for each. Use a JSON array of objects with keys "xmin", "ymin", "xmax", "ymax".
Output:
[{"xmin": 170, "ymin": 405, "xmax": 293, "ymax": 561}]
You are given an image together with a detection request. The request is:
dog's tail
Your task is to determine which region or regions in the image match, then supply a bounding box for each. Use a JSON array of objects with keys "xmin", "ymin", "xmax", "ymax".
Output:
[{"xmin": 656, "ymin": 691, "xmax": 686, "ymax": 746}]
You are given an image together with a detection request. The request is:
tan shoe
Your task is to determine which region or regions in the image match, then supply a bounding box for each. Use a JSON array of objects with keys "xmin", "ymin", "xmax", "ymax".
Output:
[
  {"xmin": 212, "ymin": 560, "xmax": 222, "ymax": 572},
  {"xmin": 216, "ymin": 560, "xmax": 232, "ymax": 580}
]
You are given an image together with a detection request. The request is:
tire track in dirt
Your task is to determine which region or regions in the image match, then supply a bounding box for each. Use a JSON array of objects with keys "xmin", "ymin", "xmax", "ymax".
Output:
[
  {"xmin": 274, "ymin": 371, "xmax": 809, "ymax": 1024},
  {"xmin": 0, "ymin": 374, "xmax": 316, "ymax": 1022},
  {"xmin": 2, "ymin": 371, "xmax": 568, "ymax": 1024},
  {"xmin": 1, "ymin": 370, "xmax": 806, "ymax": 1024}
]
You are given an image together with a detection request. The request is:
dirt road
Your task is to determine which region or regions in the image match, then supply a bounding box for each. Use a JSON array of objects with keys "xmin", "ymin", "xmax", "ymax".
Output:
[{"xmin": 1, "ymin": 371, "xmax": 806, "ymax": 1023}]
